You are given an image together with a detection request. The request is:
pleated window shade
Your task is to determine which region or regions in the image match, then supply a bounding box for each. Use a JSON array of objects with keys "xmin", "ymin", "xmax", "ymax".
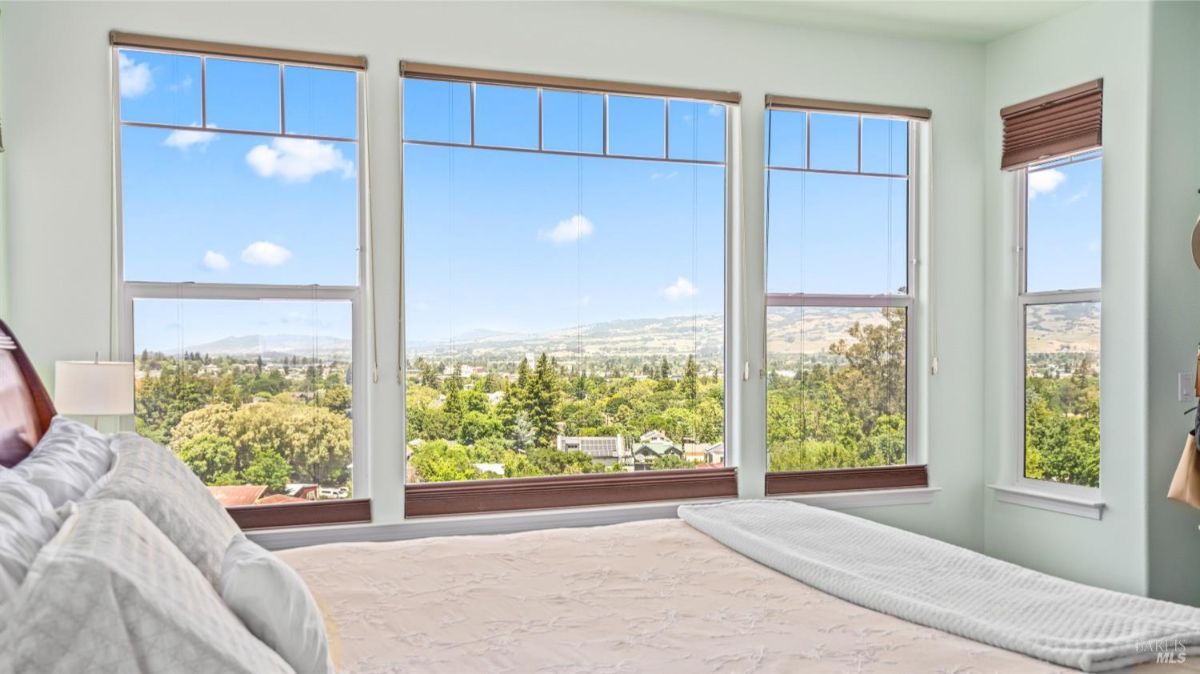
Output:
[{"xmin": 1001, "ymin": 79, "xmax": 1102, "ymax": 170}]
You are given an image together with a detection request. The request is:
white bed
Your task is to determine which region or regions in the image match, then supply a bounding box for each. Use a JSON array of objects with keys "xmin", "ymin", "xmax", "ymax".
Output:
[{"xmin": 280, "ymin": 519, "xmax": 1195, "ymax": 673}]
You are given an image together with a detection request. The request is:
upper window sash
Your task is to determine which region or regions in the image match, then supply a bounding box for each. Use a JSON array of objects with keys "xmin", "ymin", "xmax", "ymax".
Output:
[{"xmin": 401, "ymin": 74, "xmax": 730, "ymax": 166}]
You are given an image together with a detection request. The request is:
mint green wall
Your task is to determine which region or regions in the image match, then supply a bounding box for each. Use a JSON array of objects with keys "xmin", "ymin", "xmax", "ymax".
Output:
[
  {"xmin": 1146, "ymin": 0, "xmax": 1200, "ymax": 606},
  {"xmin": 982, "ymin": 1, "xmax": 1152, "ymax": 595}
]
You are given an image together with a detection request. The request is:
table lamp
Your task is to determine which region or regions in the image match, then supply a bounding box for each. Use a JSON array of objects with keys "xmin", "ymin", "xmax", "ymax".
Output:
[{"xmin": 54, "ymin": 357, "xmax": 135, "ymax": 427}]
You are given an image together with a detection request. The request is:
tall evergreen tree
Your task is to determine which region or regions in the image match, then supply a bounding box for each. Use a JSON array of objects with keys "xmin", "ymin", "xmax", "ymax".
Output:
[
  {"xmin": 682, "ymin": 355, "xmax": 698, "ymax": 404},
  {"xmin": 527, "ymin": 353, "xmax": 559, "ymax": 448}
]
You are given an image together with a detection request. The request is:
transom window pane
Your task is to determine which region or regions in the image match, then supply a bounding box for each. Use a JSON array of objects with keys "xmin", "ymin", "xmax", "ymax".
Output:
[
  {"xmin": 766, "ymin": 109, "xmax": 806, "ymax": 169},
  {"xmin": 1026, "ymin": 154, "xmax": 1102, "ymax": 292},
  {"xmin": 607, "ymin": 95, "xmax": 665, "ymax": 158},
  {"xmin": 1023, "ymin": 302, "xmax": 1100, "ymax": 487},
  {"xmin": 767, "ymin": 306, "xmax": 907, "ymax": 470},
  {"xmin": 542, "ymin": 90, "xmax": 603, "ymax": 154},
  {"xmin": 474, "ymin": 84, "xmax": 539, "ymax": 149},
  {"xmin": 205, "ymin": 58, "xmax": 281, "ymax": 134},
  {"xmin": 808, "ymin": 112, "xmax": 859, "ymax": 172},
  {"xmin": 668, "ymin": 100, "xmax": 725, "ymax": 162},
  {"xmin": 118, "ymin": 50, "xmax": 202, "ymax": 126},
  {"xmin": 861, "ymin": 117, "xmax": 907, "ymax": 175},
  {"xmin": 133, "ymin": 299, "xmax": 354, "ymax": 501},
  {"xmin": 284, "ymin": 66, "xmax": 357, "ymax": 139},
  {"xmin": 403, "ymin": 78, "xmax": 471, "ymax": 144}
]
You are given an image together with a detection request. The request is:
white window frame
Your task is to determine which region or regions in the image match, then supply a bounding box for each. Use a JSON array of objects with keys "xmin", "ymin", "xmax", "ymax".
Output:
[
  {"xmin": 398, "ymin": 74, "xmax": 736, "ymax": 478},
  {"xmin": 110, "ymin": 47, "xmax": 371, "ymax": 500},
  {"xmin": 763, "ymin": 112, "xmax": 922, "ymax": 468},
  {"xmin": 1010, "ymin": 150, "xmax": 1102, "ymax": 504}
]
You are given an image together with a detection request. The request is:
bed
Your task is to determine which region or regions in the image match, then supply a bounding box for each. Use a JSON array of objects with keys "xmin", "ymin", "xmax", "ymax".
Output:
[{"xmin": 2, "ymin": 318, "xmax": 1198, "ymax": 674}]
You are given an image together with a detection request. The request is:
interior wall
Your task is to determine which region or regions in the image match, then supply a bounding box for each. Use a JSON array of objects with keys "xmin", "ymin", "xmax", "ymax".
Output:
[
  {"xmin": 0, "ymin": 1, "xmax": 987, "ymax": 541},
  {"xmin": 981, "ymin": 1, "xmax": 1152, "ymax": 594},
  {"xmin": 1146, "ymin": 0, "xmax": 1200, "ymax": 606}
]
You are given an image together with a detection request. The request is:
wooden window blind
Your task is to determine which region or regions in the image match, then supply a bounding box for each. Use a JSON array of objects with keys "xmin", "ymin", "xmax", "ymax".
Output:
[
  {"xmin": 765, "ymin": 94, "xmax": 931, "ymax": 120},
  {"xmin": 110, "ymin": 31, "xmax": 367, "ymax": 70},
  {"xmin": 1001, "ymin": 79, "xmax": 1102, "ymax": 170}
]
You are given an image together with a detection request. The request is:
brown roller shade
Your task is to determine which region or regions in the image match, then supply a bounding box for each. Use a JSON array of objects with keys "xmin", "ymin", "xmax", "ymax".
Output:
[
  {"xmin": 766, "ymin": 94, "xmax": 931, "ymax": 120},
  {"xmin": 400, "ymin": 61, "xmax": 740, "ymax": 104},
  {"xmin": 110, "ymin": 31, "xmax": 367, "ymax": 70},
  {"xmin": 1001, "ymin": 79, "xmax": 1102, "ymax": 170}
]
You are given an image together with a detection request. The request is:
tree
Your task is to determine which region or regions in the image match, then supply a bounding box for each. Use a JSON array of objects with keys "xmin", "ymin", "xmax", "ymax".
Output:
[
  {"xmin": 322, "ymin": 384, "xmax": 352, "ymax": 415},
  {"xmin": 682, "ymin": 355, "xmax": 699, "ymax": 404},
  {"xmin": 443, "ymin": 368, "xmax": 465, "ymax": 436},
  {"xmin": 527, "ymin": 353, "xmax": 560, "ymax": 447},
  {"xmin": 176, "ymin": 433, "xmax": 238, "ymax": 485},
  {"xmin": 242, "ymin": 447, "xmax": 291, "ymax": 494},
  {"xmin": 459, "ymin": 410, "xmax": 501, "ymax": 445}
]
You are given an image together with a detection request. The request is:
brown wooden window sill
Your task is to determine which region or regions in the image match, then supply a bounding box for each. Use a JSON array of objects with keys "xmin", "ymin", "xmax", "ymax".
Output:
[
  {"xmin": 405, "ymin": 468, "xmax": 738, "ymax": 518},
  {"xmin": 765, "ymin": 465, "xmax": 928, "ymax": 496},
  {"xmin": 227, "ymin": 498, "xmax": 372, "ymax": 530}
]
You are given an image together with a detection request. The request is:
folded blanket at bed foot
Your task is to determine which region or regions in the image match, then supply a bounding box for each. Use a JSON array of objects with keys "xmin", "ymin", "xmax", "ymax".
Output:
[{"xmin": 678, "ymin": 500, "xmax": 1200, "ymax": 673}]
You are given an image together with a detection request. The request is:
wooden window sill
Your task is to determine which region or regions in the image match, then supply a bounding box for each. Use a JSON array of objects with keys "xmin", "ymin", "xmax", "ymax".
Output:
[
  {"xmin": 405, "ymin": 468, "xmax": 738, "ymax": 517},
  {"xmin": 227, "ymin": 498, "xmax": 372, "ymax": 530},
  {"xmin": 765, "ymin": 464, "xmax": 928, "ymax": 495}
]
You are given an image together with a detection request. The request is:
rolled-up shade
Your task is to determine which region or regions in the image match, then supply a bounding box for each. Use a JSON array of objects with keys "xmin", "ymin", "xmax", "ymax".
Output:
[
  {"xmin": 1001, "ymin": 79, "xmax": 1102, "ymax": 170},
  {"xmin": 400, "ymin": 61, "xmax": 740, "ymax": 104},
  {"xmin": 110, "ymin": 31, "xmax": 367, "ymax": 70},
  {"xmin": 765, "ymin": 94, "xmax": 931, "ymax": 120}
]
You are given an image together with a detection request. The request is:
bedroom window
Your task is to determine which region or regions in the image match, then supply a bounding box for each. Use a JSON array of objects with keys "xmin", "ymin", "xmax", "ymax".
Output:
[
  {"xmin": 1018, "ymin": 151, "xmax": 1102, "ymax": 489},
  {"xmin": 763, "ymin": 97, "xmax": 929, "ymax": 494},
  {"xmin": 112, "ymin": 34, "xmax": 369, "ymax": 526},
  {"xmin": 400, "ymin": 64, "xmax": 737, "ymax": 515}
]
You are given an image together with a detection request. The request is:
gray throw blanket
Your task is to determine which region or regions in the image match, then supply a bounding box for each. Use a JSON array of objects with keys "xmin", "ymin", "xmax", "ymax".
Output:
[{"xmin": 679, "ymin": 500, "xmax": 1200, "ymax": 672}]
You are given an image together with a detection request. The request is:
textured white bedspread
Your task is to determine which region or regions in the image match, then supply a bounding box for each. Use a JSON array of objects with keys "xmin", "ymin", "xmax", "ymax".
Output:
[
  {"xmin": 680, "ymin": 500, "xmax": 1200, "ymax": 672},
  {"xmin": 278, "ymin": 518, "xmax": 1193, "ymax": 673}
]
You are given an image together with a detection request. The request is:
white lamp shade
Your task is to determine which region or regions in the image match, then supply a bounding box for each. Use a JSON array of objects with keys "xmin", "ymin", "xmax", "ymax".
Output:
[{"xmin": 54, "ymin": 361, "xmax": 135, "ymax": 416}]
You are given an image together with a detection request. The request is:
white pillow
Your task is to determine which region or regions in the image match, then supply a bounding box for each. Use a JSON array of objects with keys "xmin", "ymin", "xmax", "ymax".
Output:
[
  {"xmin": 11, "ymin": 415, "xmax": 113, "ymax": 507},
  {"xmin": 0, "ymin": 471, "xmax": 63, "ymax": 603},
  {"xmin": 0, "ymin": 500, "xmax": 291, "ymax": 673},
  {"xmin": 221, "ymin": 535, "xmax": 333, "ymax": 674},
  {"xmin": 90, "ymin": 432, "xmax": 240, "ymax": 585}
]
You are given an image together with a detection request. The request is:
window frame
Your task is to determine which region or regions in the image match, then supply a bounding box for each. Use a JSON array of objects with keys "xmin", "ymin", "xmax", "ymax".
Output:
[
  {"xmin": 110, "ymin": 45, "xmax": 371, "ymax": 528},
  {"xmin": 398, "ymin": 67, "xmax": 739, "ymax": 516},
  {"xmin": 763, "ymin": 108, "xmax": 924, "ymax": 494},
  {"xmin": 1012, "ymin": 150, "xmax": 1102, "ymax": 501}
]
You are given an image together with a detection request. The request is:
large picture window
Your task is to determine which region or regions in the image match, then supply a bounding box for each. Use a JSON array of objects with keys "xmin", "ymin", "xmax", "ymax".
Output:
[
  {"xmin": 764, "ymin": 100, "xmax": 926, "ymax": 493},
  {"xmin": 1019, "ymin": 151, "xmax": 1101, "ymax": 488},
  {"xmin": 114, "ymin": 39, "xmax": 366, "ymax": 520},
  {"xmin": 401, "ymin": 66, "xmax": 733, "ymax": 512}
]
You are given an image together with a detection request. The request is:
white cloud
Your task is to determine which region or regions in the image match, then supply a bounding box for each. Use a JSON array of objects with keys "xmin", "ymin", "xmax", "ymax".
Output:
[
  {"xmin": 168, "ymin": 76, "xmax": 193, "ymax": 92},
  {"xmin": 651, "ymin": 171, "xmax": 678, "ymax": 181},
  {"xmin": 662, "ymin": 276, "xmax": 698, "ymax": 300},
  {"xmin": 118, "ymin": 53, "xmax": 152, "ymax": 98},
  {"xmin": 537, "ymin": 215, "xmax": 594, "ymax": 244},
  {"xmin": 1028, "ymin": 168, "xmax": 1066, "ymax": 197},
  {"xmin": 240, "ymin": 241, "xmax": 292, "ymax": 266},
  {"xmin": 202, "ymin": 251, "xmax": 230, "ymax": 271},
  {"xmin": 245, "ymin": 138, "xmax": 353, "ymax": 183},
  {"xmin": 164, "ymin": 125, "xmax": 216, "ymax": 151}
]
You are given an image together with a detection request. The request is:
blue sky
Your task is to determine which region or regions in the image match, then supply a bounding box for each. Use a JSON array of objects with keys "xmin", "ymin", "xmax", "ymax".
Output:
[{"xmin": 121, "ymin": 49, "xmax": 1100, "ymax": 355}]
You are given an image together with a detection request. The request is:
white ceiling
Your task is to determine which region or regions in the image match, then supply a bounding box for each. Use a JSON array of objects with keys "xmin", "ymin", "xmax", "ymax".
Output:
[{"xmin": 659, "ymin": 0, "xmax": 1088, "ymax": 43}]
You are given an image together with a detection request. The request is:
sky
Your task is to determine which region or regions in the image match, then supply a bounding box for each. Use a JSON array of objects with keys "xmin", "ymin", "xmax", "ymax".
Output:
[{"xmin": 119, "ymin": 49, "xmax": 1100, "ymax": 358}]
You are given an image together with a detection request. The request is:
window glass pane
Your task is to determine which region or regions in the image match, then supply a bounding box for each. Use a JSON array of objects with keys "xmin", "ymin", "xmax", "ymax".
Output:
[
  {"xmin": 668, "ymin": 100, "xmax": 725, "ymax": 162},
  {"xmin": 767, "ymin": 306, "xmax": 907, "ymax": 470},
  {"xmin": 1026, "ymin": 156, "xmax": 1102, "ymax": 292},
  {"xmin": 766, "ymin": 109, "xmax": 805, "ymax": 169},
  {"xmin": 402, "ymin": 142, "xmax": 724, "ymax": 482},
  {"xmin": 402, "ymin": 78, "xmax": 471, "ymax": 144},
  {"xmin": 118, "ymin": 49, "xmax": 202, "ymax": 126},
  {"xmin": 133, "ymin": 298, "xmax": 354, "ymax": 502},
  {"xmin": 474, "ymin": 84, "xmax": 539, "ymax": 149},
  {"xmin": 205, "ymin": 59, "xmax": 280, "ymax": 134},
  {"xmin": 608, "ymin": 95, "xmax": 665, "ymax": 158},
  {"xmin": 542, "ymin": 90, "xmax": 603, "ymax": 154},
  {"xmin": 121, "ymin": 126, "xmax": 358, "ymax": 285},
  {"xmin": 284, "ymin": 66, "xmax": 357, "ymax": 139},
  {"xmin": 767, "ymin": 170, "xmax": 907, "ymax": 295},
  {"xmin": 809, "ymin": 113, "xmax": 859, "ymax": 172},
  {"xmin": 861, "ymin": 117, "xmax": 907, "ymax": 175},
  {"xmin": 1024, "ymin": 301, "xmax": 1100, "ymax": 487}
]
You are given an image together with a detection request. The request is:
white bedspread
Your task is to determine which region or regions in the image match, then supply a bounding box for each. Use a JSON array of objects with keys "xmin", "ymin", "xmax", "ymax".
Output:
[
  {"xmin": 277, "ymin": 518, "xmax": 1193, "ymax": 674},
  {"xmin": 679, "ymin": 500, "xmax": 1200, "ymax": 672}
]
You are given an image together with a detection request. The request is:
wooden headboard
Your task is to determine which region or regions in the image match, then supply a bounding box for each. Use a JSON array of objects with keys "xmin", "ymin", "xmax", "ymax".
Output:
[{"xmin": 0, "ymin": 319, "xmax": 56, "ymax": 451}]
